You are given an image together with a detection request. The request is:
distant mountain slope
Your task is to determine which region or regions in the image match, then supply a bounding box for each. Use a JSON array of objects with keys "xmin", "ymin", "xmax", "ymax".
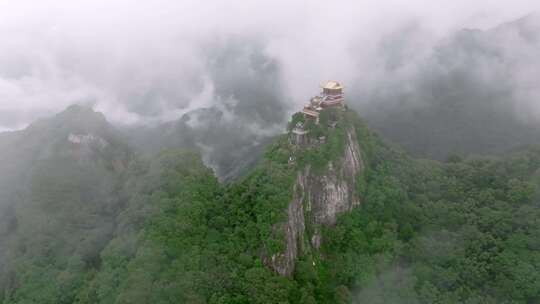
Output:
[
  {"xmin": 358, "ymin": 13, "xmax": 540, "ymax": 160},
  {"xmin": 0, "ymin": 105, "xmax": 133, "ymax": 302},
  {"xmin": 124, "ymin": 106, "xmax": 276, "ymax": 181}
]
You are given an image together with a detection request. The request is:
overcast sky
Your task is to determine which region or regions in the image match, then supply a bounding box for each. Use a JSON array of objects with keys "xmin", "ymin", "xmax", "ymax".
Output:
[{"xmin": 0, "ymin": 0, "xmax": 539, "ymax": 130}]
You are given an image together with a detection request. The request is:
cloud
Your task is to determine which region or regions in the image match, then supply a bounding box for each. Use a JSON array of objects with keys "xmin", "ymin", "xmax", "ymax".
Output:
[{"xmin": 0, "ymin": 0, "xmax": 539, "ymax": 131}]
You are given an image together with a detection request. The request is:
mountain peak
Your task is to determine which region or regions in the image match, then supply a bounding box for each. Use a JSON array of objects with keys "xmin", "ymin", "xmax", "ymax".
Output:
[
  {"xmin": 16, "ymin": 104, "xmax": 130, "ymax": 166},
  {"xmin": 26, "ymin": 104, "xmax": 109, "ymax": 135},
  {"xmin": 490, "ymin": 12, "xmax": 540, "ymax": 41},
  {"xmin": 57, "ymin": 104, "xmax": 107, "ymax": 124}
]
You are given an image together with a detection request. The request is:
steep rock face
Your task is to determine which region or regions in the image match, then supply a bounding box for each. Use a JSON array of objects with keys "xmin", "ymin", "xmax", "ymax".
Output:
[
  {"xmin": 270, "ymin": 127, "xmax": 364, "ymax": 276},
  {"xmin": 309, "ymin": 129, "xmax": 363, "ymax": 226}
]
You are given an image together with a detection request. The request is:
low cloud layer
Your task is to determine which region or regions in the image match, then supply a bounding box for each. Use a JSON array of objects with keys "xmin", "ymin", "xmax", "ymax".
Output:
[{"xmin": 1, "ymin": 0, "xmax": 539, "ymax": 131}]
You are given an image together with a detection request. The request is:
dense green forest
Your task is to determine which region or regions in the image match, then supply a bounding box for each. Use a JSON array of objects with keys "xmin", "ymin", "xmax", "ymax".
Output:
[{"xmin": 1, "ymin": 106, "xmax": 539, "ymax": 303}]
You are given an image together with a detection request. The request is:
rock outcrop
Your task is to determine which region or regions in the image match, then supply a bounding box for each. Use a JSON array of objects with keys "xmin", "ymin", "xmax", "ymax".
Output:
[
  {"xmin": 68, "ymin": 133, "xmax": 108, "ymax": 149},
  {"xmin": 270, "ymin": 127, "xmax": 364, "ymax": 276}
]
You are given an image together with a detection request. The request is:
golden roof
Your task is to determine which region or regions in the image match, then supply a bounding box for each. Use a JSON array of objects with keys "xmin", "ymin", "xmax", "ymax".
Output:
[{"xmin": 321, "ymin": 80, "xmax": 343, "ymax": 90}]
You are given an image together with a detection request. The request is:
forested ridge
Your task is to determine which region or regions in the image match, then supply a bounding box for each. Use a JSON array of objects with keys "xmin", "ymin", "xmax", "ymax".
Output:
[{"xmin": 0, "ymin": 106, "xmax": 539, "ymax": 303}]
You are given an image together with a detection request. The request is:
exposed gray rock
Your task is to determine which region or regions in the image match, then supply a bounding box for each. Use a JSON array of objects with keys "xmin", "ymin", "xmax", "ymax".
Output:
[
  {"xmin": 68, "ymin": 133, "xmax": 108, "ymax": 149},
  {"xmin": 270, "ymin": 127, "xmax": 364, "ymax": 276}
]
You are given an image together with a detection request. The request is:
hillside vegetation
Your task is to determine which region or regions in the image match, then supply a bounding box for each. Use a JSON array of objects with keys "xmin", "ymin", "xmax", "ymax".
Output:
[{"xmin": 0, "ymin": 106, "xmax": 539, "ymax": 303}]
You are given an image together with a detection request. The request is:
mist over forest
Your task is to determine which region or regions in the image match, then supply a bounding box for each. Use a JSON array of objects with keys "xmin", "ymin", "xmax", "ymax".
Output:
[
  {"xmin": 1, "ymin": 1, "xmax": 540, "ymax": 303},
  {"xmin": 2, "ymin": 2, "xmax": 540, "ymax": 171}
]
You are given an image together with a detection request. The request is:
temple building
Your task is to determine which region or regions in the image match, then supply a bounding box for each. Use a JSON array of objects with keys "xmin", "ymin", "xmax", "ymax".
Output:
[
  {"xmin": 302, "ymin": 81, "xmax": 345, "ymax": 124},
  {"xmin": 302, "ymin": 97, "xmax": 323, "ymax": 124},
  {"xmin": 320, "ymin": 81, "xmax": 344, "ymax": 107}
]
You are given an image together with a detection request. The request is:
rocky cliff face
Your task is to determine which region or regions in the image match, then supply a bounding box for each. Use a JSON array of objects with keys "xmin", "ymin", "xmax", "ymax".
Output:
[{"xmin": 270, "ymin": 127, "xmax": 364, "ymax": 276}]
